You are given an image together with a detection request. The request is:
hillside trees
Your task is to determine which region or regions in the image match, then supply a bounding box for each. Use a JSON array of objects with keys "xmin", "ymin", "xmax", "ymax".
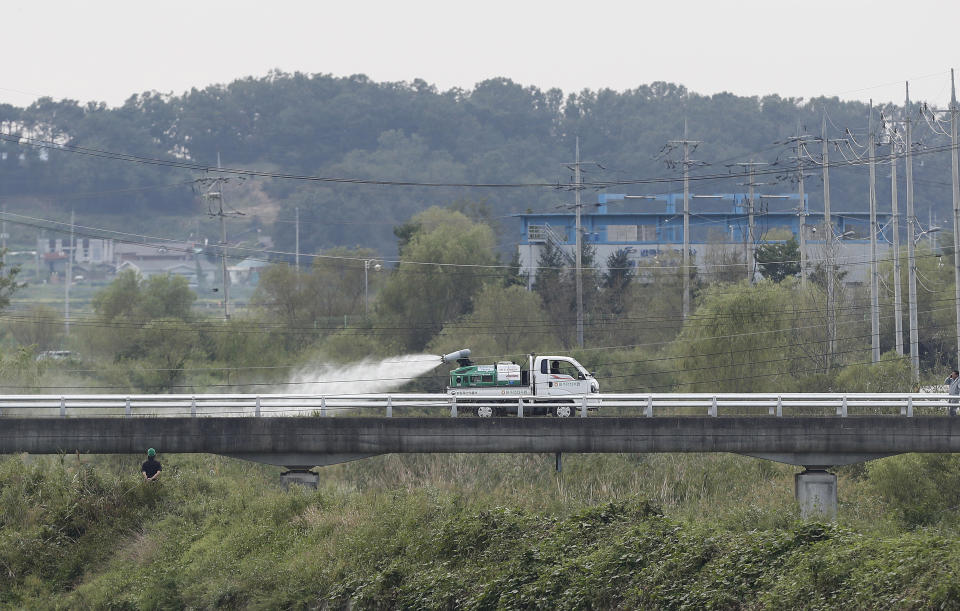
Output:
[
  {"xmin": 274, "ymin": 130, "xmax": 470, "ymax": 250},
  {"xmin": 7, "ymin": 73, "xmax": 958, "ymax": 258}
]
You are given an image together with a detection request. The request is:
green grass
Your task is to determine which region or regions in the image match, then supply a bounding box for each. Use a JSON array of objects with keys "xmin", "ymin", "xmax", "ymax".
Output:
[{"xmin": 2, "ymin": 451, "xmax": 960, "ymax": 609}]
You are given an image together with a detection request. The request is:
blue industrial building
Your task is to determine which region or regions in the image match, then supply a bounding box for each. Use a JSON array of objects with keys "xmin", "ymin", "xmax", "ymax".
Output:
[{"xmin": 516, "ymin": 193, "xmax": 892, "ymax": 285}]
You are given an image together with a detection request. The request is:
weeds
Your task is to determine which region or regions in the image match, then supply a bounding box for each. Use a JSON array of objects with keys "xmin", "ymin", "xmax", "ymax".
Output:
[{"xmin": 1, "ymin": 451, "xmax": 959, "ymax": 608}]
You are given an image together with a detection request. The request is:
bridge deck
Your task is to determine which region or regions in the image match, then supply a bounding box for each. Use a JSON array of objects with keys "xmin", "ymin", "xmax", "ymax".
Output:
[{"xmin": 4, "ymin": 416, "xmax": 960, "ymax": 469}]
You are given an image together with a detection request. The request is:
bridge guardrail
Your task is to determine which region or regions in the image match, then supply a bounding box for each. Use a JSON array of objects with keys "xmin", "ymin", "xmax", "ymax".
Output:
[{"xmin": 0, "ymin": 392, "xmax": 956, "ymax": 418}]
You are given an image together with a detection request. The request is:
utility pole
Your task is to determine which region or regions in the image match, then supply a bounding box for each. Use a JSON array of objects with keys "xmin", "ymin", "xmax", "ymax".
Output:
[
  {"xmin": 669, "ymin": 120, "xmax": 701, "ymax": 319},
  {"xmin": 1, "ymin": 204, "xmax": 6, "ymax": 266},
  {"xmin": 295, "ymin": 206, "xmax": 300, "ymax": 274},
  {"xmin": 574, "ymin": 136, "xmax": 584, "ymax": 348},
  {"xmin": 950, "ymin": 68, "xmax": 960, "ymax": 369},
  {"xmin": 891, "ymin": 132, "xmax": 904, "ymax": 355},
  {"xmin": 201, "ymin": 153, "xmax": 243, "ymax": 321},
  {"xmin": 561, "ymin": 138, "xmax": 598, "ymax": 348},
  {"xmin": 822, "ymin": 115, "xmax": 836, "ymax": 368},
  {"xmin": 905, "ymin": 82, "xmax": 920, "ymax": 383},
  {"xmin": 747, "ymin": 161, "xmax": 756, "ymax": 282},
  {"xmin": 734, "ymin": 160, "xmax": 767, "ymax": 282},
  {"xmin": 795, "ymin": 127, "xmax": 809, "ymax": 286},
  {"xmin": 65, "ymin": 209, "xmax": 74, "ymax": 337},
  {"xmin": 868, "ymin": 100, "xmax": 881, "ymax": 362},
  {"xmin": 220, "ymin": 195, "xmax": 229, "ymax": 320}
]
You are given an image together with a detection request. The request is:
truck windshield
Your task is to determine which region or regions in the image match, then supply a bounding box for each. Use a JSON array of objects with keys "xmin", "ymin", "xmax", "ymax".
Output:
[{"xmin": 549, "ymin": 360, "xmax": 584, "ymax": 379}]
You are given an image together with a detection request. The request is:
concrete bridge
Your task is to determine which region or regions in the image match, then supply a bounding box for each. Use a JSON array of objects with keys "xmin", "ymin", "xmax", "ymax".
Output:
[{"xmin": 2, "ymin": 392, "xmax": 959, "ymax": 517}]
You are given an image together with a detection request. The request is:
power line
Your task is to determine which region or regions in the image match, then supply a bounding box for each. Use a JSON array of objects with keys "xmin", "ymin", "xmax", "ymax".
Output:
[
  {"xmin": 0, "ymin": 133, "xmax": 559, "ymax": 189},
  {"xmin": 5, "ymin": 287, "xmax": 955, "ymax": 330},
  {"xmin": 2, "ymin": 132, "xmax": 957, "ymax": 192},
  {"xmin": 0, "ymin": 323, "xmax": 935, "ymax": 393},
  {"xmin": 2, "ymin": 208, "xmax": 951, "ymax": 276}
]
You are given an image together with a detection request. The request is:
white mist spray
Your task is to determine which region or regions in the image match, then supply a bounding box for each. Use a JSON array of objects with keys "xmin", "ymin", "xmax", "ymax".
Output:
[{"xmin": 287, "ymin": 354, "xmax": 441, "ymax": 395}]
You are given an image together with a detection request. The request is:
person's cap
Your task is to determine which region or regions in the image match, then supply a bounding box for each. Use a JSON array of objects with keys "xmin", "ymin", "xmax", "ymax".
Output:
[{"xmin": 147, "ymin": 448, "xmax": 156, "ymax": 457}]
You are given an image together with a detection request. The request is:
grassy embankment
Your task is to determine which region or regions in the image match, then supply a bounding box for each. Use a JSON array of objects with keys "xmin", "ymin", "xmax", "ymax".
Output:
[{"xmin": 4, "ymin": 450, "xmax": 960, "ymax": 609}]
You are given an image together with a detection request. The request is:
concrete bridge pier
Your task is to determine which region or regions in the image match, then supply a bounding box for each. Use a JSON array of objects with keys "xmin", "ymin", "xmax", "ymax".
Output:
[
  {"xmin": 746, "ymin": 451, "xmax": 895, "ymax": 521},
  {"xmin": 280, "ymin": 469, "xmax": 319, "ymax": 490},
  {"xmin": 794, "ymin": 469, "xmax": 837, "ymax": 520}
]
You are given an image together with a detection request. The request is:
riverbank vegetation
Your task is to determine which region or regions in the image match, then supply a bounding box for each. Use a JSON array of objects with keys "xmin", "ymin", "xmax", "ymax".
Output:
[{"xmin": 3, "ymin": 450, "xmax": 960, "ymax": 609}]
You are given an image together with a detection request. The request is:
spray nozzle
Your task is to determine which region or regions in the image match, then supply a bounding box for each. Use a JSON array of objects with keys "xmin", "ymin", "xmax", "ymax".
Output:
[{"xmin": 440, "ymin": 349, "xmax": 471, "ymax": 364}]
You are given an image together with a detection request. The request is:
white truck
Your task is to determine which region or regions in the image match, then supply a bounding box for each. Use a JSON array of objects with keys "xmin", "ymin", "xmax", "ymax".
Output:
[{"xmin": 440, "ymin": 349, "xmax": 600, "ymax": 417}]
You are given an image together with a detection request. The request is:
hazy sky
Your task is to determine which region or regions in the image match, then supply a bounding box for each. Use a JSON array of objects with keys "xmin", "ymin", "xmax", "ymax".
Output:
[{"xmin": 4, "ymin": 0, "xmax": 959, "ymax": 109}]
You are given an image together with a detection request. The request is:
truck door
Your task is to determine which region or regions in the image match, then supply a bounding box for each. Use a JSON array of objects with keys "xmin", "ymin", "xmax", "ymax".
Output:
[{"xmin": 534, "ymin": 358, "xmax": 591, "ymax": 396}]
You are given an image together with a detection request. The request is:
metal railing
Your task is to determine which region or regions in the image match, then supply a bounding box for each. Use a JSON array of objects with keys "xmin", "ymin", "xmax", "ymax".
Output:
[
  {"xmin": 0, "ymin": 392, "xmax": 956, "ymax": 418},
  {"xmin": 528, "ymin": 223, "xmax": 575, "ymax": 264}
]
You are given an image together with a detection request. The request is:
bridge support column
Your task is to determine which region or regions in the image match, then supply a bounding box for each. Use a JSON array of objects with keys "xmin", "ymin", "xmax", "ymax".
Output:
[
  {"xmin": 795, "ymin": 469, "xmax": 837, "ymax": 520},
  {"xmin": 280, "ymin": 469, "xmax": 319, "ymax": 490}
]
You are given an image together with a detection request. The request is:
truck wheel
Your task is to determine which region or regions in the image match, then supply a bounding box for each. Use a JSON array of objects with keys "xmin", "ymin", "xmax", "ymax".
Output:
[
  {"xmin": 476, "ymin": 406, "xmax": 494, "ymax": 418},
  {"xmin": 553, "ymin": 404, "xmax": 573, "ymax": 418}
]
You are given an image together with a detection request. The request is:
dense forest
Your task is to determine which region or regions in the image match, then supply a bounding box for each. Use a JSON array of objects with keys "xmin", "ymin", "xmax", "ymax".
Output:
[{"xmin": 1, "ymin": 71, "xmax": 956, "ymax": 255}]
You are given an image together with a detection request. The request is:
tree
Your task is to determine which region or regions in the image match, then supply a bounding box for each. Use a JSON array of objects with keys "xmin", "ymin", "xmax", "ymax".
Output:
[
  {"xmin": 602, "ymin": 248, "xmax": 634, "ymax": 315},
  {"xmin": 879, "ymin": 242, "xmax": 956, "ymax": 369},
  {"xmin": 531, "ymin": 239, "xmax": 601, "ymax": 349},
  {"xmin": 7, "ymin": 305, "xmax": 63, "ymax": 350},
  {"xmin": 376, "ymin": 207, "xmax": 497, "ymax": 352},
  {"xmin": 671, "ymin": 282, "xmax": 807, "ymax": 392},
  {"xmin": 141, "ymin": 274, "xmax": 196, "ymax": 320},
  {"xmin": 501, "ymin": 250, "xmax": 528, "ymax": 289},
  {"xmin": 92, "ymin": 270, "xmax": 141, "ymax": 321},
  {"xmin": 92, "ymin": 270, "xmax": 195, "ymax": 323},
  {"xmin": 834, "ymin": 352, "xmax": 911, "ymax": 392},
  {"xmin": 532, "ymin": 241, "xmax": 567, "ymax": 302},
  {"xmin": 429, "ymin": 284, "xmax": 559, "ymax": 359},
  {"xmin": 807, "ymin": 262, "xmax": 849, "ymax": 291},
  {"xmin": 252, "ymin": 247, "xmax": 378, "ymax": 351},
  {"xmin": 83, "ymin": 272, "xmax": 199, "ymax": 391},
  {"xmin": 755, "ymin": 238, "xmax": 800, "ymax": 283},
  {"xmin": 0, "ymin": 254, "xmax": 24, "ymax": 311}
]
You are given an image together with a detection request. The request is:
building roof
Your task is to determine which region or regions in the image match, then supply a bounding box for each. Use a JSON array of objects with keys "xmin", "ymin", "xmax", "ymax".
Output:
[
  {"xmin": 227, "ymin": 258, "xmax": 271, "ymax": 271},
  {"xmin": 118, "ymin": 258, "xmax": 218, "ymax": 275},
  {"xmin": 115, "ymin": 241, "xmax": 199, "ymax": 259}
]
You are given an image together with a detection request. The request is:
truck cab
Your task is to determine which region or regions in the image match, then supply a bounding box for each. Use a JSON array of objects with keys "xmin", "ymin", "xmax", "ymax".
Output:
[{"xmin": 531, "ymin": 355, "xmax": 598, "ymax": 397}]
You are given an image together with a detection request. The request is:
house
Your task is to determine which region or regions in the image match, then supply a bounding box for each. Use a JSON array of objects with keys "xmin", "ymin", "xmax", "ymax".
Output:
[
  {"xmin": 227, "ymin": 258, "xmax": 270, "ymax": 285},
  {"xmin": 38, "ymin": 237, "xmax": 115, "ymax": 266},
  {"xmin": 117, "ymin": 258, "xmax": 218, "ymax": 287},
  {"xmin": 38, "ymin": 237, "xmax": 115, "ymax": 281},
  {"xmin": 114, "ymin": 241, "xmax": 199, "ymax": 264}
]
